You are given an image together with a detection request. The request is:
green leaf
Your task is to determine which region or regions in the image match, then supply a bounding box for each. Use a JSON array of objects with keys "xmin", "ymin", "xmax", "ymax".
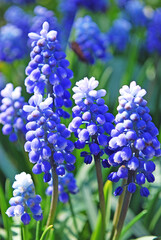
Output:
[
  {"xmin": 144, "ymin": 187, "xmax": 161, "ymax": 228},
  {"xmin": 132, "ymin": 236, "xmax": 158, "ymax": 240},
  {"xmin": 111, "ymin": 197, "xmax": 149, "ymax": 237},
  {"xmin": 91, "ymin": 181, "xmax": 112, "ymax": 240},
  {"xmin": 149, "ymin": 205, "xmax": 161, "ymax": 232},
  {"xmin": 0, "ymin": 144, "xmax": 17, "ymax": 180},
  {"xmin": 76, "ymin": 163, "xmax": 93, "ymax": 187},
  {"xmin": 121, "ymin": 210, "xmax": 147, "ymax": 238},
  {"xmin": 0, "ymin": 183, "xmax": 12, "ymax": 240},
  {"xmin": 81, "ymin": 185, "xmax": 97, "ymax": 231},
  {"xmin": 40, "ymin": 225, "xmax": 54, "ymax": 240}
]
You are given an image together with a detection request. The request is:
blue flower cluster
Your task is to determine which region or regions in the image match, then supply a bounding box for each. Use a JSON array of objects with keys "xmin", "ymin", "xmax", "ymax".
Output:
[
  {"xmin": 0, "ymin": 24, "xmax": 27, "ymax": 62},
  {"xmin": 0, "ymin": 6, "xmax": 57, "ymax": 63},
  {"xmin": 46, "ymin": 172, "xmax": 78, "ymax": 203},
  {"xmin": 30, "ymin": 6, "xmax": 57, "ymax": 36},
  {"xmin": 25, "ymin": 21, "xmax": 72, "ymax": 118},
  {"xmin": 147, "ymin": 9, "xmax": 161, "ymax": 54},
  {"xmin": 59, "ymin": 0, "xmax": 108, "ymax": 13},
  {"xmin": 108, "ymin": 81, "xmax": 161, "ymax": 197},
  {"xmin": 4, "ymin": 6, "xmax": 31, "ymax": 36},
  {"xmin": 0, "ymin": 83, "xmax": 26, "ymax": 142},
  {"xmin": 6, "ymin": 172, "xmax": 42, "ymax": 225},
  {"xmin": 107, "ymin": 18, "xmax": 131, "ymax": 52},
  {"xmin": 125, "ymin": 0, "xmax": 147, "ymax": 27},
  {"xmin": 2, "ymin": 0, "xmax": 34, "ymax": 4},
  {"xmin": 72, "ymin": 16, "xmax": 108, "ymax": 64},
  {"xmin": 116, "ymin": 0, "xmax": 131, "ymax": 9},
  {"xmin": 69, "ymin": 77, "xmax": 114, "ymax": 166},
  {"xmin": 23, "ymin": 94, "xmax": 75, "ymax": 182}
]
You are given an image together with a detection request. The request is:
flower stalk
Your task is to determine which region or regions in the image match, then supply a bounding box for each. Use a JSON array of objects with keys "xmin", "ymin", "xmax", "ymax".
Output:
[
  {"xmin": 94, "ymin": 154, "xmax": 106, "ymax": 240},
  {"xmin": 46, "ymin": 164, "xmax": 58, "ymax": 227},
  {"xmin": 111, "ymin": 173, "xmax": 133, "ymax": 240}
]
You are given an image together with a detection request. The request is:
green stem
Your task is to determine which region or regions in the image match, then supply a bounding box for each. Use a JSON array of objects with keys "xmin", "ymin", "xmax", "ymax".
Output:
[
  {"xmin": 46, "ymin": 165, "xmax": 58, "ymax": 227},
  {"xmin": 22, "ymin": 225, "xmax": 27, "ymax": 240},
  {"xmin": 109, "ymin": 179, "xmax": 126, "ymax": 240},
  {"xmin": 68, "ymin": 196, "xmax": 79, "ymax": 236},
  {"xmin": 112, "ymin": 173, "xmax": 133, "ymax": 240},
  {"xmin": 36, "ymin": 221, "xmax": 40, "ymax": 240},
  {"xmin": 94, "ymin": 154, "xmax": 106, "ymax": 240}
]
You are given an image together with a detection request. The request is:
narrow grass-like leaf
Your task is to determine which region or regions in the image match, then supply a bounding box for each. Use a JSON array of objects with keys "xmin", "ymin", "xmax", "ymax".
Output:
[
  {"xmin": 91, "ymin": 181, "xmax": 112, "ymax": 240},
  {"xmin": 40, "ymin": 225, "xmax": 54, "ymax": 240},
  {"xmin": 144, "ymin": 187, "xmax": 161, "ymax": 227},
  {"xmin": 0, "ymin": 144, "xmax": 17, "ymax": 180},
  {"xmin": 0, "ymin": 183, "xmax": 12, "ymax": 240},
  {"xmin": 121, "ymin": 210, "xmax": 147, "ymax": 238},
  {"xmin": 149, "ymin": 205, "xmax": 161, "ymax": 232},
  {"xmin": 111, "ymin": 197, "xmax": 149, "ymax": 237},
  {"xmin": 76, "ymin": 163, "xmax": 93, "ymax": 187},
  {"xmin": 81, "ymin": 185, "xmax": 97, "ymax": 231},
  {"xmin": 132, "ymin": 236, "xmax": 158, "ymax": 240}
]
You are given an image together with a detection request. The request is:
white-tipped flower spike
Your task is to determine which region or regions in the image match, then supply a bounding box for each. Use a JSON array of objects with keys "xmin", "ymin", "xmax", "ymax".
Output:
[
  {"xmin": 69, "ymin": 77, "xmax": 114, "ymax": 167},
  {"xmin": 6, "ymin": 172, "xmax": 43, "ymax": 225},
  {"xmin": 108, "ymin": 81, "xmax": 161, "ymax": 197}
]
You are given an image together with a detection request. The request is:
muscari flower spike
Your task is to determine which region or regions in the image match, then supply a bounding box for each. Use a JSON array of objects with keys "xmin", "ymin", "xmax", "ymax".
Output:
[
  {"xmin": 69, "ymin": 77, "xmax": 114, "ymax": 167},
  {"xmin": 0, "ymin": 83, "xmax": 27, "ymax": 142},
  {"xmin": 107, "ymin": 18, "xmax": 131, "ymax": 52},
  {"xmin": 116, "ymin": 0, "xmax": 131, "ymax": 9},
  {"xmin": 125, "ymin": 0, "xmax": 147, "ymax": 27},
  {"xmin": 108, "ymin": 81, "xmax": 161, "ymax": 197},
  {"xmin": 0, "ymin": 24, "xmax": 27, "ymax": 62},
  {"xmin": 59, "ymin": 0, "xmax": 108, "ymax": 13},
  {"xmin": 4, "ymin": 6, "xmax": 31, "ymax": 36},
  {"xmin": 46, "ymin": 171, "xmax": 78, "ymax": 203},
  {"xmin": 71, "ymin": 16, "xmax": 109, "ymax": 64},
  {"xmin": 146, "ymin": 8, "xmax": 161, "ymax": 55},
  {"xmin": 25, "ymin": 21, "xmax": 72, "ymax": 119},
  {"xmin": 23, "ymin": 94, "xmax": 76, "ymax": 182},
  {"xmin": 6, "ymin": 172, "xmax": 42, "ymax": 225},
  {"xmin": 3, "ymin": 0, "xmax": 35, "ymax": 4},
  {"xmin": 30, "ymin": 6, "xmax": 58, "ymax": 36}
]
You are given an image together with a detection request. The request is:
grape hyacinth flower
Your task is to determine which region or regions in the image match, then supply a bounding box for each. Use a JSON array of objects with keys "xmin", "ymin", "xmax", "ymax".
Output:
[
  {"xmin": 69, "ymin": 77, "xmax": 114, "ymax": 166},
  {"xmin": 59, "ymin": 0, "xmax": 108, "ymax": 13},
  {"xmin": 30, "ymin": 6, "xmax": 58, "ymax": 36},
  {"xmin": 3, "ymin": 0, "xmax": 35, "ymax": 4},
  {"xmin": 59, "ymin": 0, "xmax": 108, "ymax": 47},
  {"xmin": 116, "ymin": 0, "xmax": 131, "ymax": 9},
  {"xmin": 23, "ymin": 94, "xmax": 75, "ymax": 182},
  {"xmin": 80, "ymin": 0, "xmax": 108, "ymax": 12},
  {"xmin": 0, "ymin": 24, "xmax": 27, "ymax": 62},
  {"xmin": 6, "ymin": 172, "xmax": 43, "ymax": 225},
  {"xmin": 125, "ymin": 0, "xmax": 147, "ymax": 27},
  {"xmin": 4, "ymin": 6, "xmax": 31, "ymax": 36},
  {"xmin": 0, "ymin": 83, "xmax": 27, "ymax": 142},
  {"xmin": 146, "ymin": 8, "xmax": 161, "ymax": 55},
  {"xmin": 71, "ymin": 16, "xmax": 109, "ymax": 64},
  {"xmin": 25, "ymin": 21, "xmax": 72, "ymax": 118},
  {"xmin": 108, "ymin": 81, "xmax": 161, "ymax": 197},
  {"xmin": 107, "ymin": 18, "xmax": 131, "ymax": 52},
  {"xmin": 46, "ymin": 172, "xmax": 78, "ymax": 203}
]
